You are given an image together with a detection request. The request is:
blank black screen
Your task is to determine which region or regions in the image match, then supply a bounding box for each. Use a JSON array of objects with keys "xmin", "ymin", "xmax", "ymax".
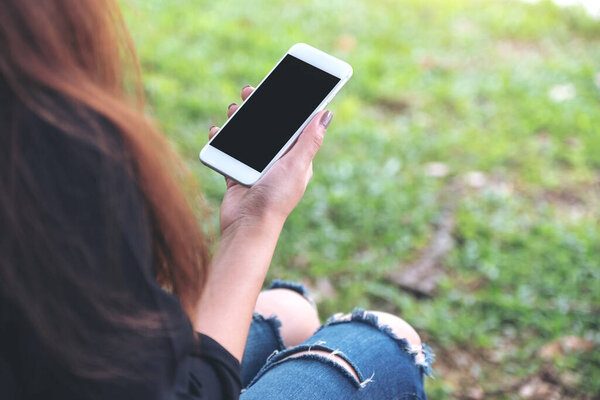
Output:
[{"xmin": 210, "ymin": 54, "xmax": 340, "ymax": 172}]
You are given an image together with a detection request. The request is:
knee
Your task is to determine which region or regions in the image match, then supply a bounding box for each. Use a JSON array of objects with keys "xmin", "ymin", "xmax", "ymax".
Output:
[
  {"xmin": 366, "ymin": 310, "xmax": 422, "ymax": 347},
  {"xmin": 255, "ymin": 288, "xmax": 320, "ymax": 347},
  {"xmin": 278, "ymin": 310, "xmax": 422, "ymax": 384}
]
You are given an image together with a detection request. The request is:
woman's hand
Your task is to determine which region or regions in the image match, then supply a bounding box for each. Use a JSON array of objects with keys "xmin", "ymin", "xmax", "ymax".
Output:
[
  {"xmin": 196, "ymin": 87, "xmax": 332, "ymax": 359},
  {"xmin": 209, "ymin": 85, "xmax": 333, "ymax": 235}
]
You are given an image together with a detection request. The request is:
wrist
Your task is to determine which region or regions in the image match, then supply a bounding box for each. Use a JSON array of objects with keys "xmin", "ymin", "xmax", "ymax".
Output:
[
  {"xmin": 211, "ymin": 211, "xmax": 284, "ymax": 284},
  {"xmin": 221, "ymin": 211, "xmax": 285, "ymax": 241}
]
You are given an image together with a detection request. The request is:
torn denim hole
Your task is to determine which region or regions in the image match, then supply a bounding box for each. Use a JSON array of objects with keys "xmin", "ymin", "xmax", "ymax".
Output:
[
  {"xmin": 251, "ymin": 312, "xmax": 286, "ymax": 351},
  {"xmin": 265, "ymin": 349, "xmax": 280, "ymax": 363},
  {"xmin": 307, "ymin": 340, "xmax": 327, "ymax": 351},
  {"xmin": 360, "ymin": 371, "xmax": 375, "ymax": 388},
  {"xmin": 245, "ymin": 340, "xmax": 367, "ymax": 390},
  {"xmin": 321, "ymin": 308, "xmax": 435, "ymax": 377},
  {"xmin": 302, "ymin": 341, "xmax": 370, "ymax": 386},
  {"xmin": 268, "ymin": 280, "xmax": 317, "ymax": 310}
]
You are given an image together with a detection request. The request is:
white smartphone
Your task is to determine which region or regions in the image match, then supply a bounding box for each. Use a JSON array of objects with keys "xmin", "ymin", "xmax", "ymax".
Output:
[{"xmin": 199, "ymin": 43, "xmax": 353, "ymax": 186}]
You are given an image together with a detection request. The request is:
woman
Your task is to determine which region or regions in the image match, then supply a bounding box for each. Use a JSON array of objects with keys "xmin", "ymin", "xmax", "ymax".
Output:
[{"xmin": 0, "ymin": 1, "xmax": 432, "ymax": 399}]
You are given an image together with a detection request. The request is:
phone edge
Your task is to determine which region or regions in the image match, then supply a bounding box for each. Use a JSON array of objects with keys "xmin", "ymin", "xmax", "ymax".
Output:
[{"xmin": 199, "ymin": 43, "xmax": 353, "ymax": 186}]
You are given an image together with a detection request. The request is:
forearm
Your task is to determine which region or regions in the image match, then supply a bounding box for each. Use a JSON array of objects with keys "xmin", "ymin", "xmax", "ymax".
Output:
[{"xmin": 193, "ymin": 215, "xmax": 285, "ymax": 361}]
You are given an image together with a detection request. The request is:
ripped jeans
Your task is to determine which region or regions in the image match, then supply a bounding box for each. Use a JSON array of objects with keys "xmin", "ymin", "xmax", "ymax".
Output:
[{"xmin": 239, "ymin": 281, "xmax": 434, "ymax": 400}]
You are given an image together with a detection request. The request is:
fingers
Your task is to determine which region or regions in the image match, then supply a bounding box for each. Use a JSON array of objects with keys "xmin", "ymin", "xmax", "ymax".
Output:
[
  {"xmin": 285, "ymin": 110, "xmax": 333, "ymax": 169},
  {"xmin": 242, "ymin": 85, "xmax": 254, "ymax": 101},
  {"xmin": 209, "ymin": 125, "xmax": 219, "ymax": 140},
  {"xmin": 226, "ymin": 86, "xmax": 254, "ymax": 118},
  {"xmin": 225, "ymin": 177, "xmax": 237, "ymax": 188},
  {"xmin": 227, "ymin": 103, "xmax": 237, "ymax": 118}
]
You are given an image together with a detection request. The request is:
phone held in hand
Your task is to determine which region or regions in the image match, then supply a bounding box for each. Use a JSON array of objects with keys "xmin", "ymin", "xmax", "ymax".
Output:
[{"xmin": 199, "ymin": 43, "xmax": 353, "ymax": 186}]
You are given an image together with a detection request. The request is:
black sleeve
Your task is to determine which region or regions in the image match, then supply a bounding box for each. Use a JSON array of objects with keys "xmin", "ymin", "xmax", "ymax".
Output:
[{"xmin": 185, "ymin": 334, "xmax": 242, "ymax": 400}]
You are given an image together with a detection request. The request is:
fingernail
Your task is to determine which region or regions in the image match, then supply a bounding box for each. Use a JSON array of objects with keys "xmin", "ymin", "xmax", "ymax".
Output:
[
  {"xmin": 228, "ymin": 103, "xmax": 236, "ymax": 109},
  {"xmin": 243, "ymin": 85, "xmax": 251, "ymax": 89},
  {"xmin": 209, "ymin": 125, "xmax": 216, "ymax": 131},
  {"xmin": 319, "ymin": 110, "xmax": 333, "ymax": 128}
]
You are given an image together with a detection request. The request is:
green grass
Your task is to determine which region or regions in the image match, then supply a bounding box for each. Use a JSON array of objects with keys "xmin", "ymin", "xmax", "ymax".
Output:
[{"xmin": 123, "ymin": 0, "xmax": 600, "ymax": 397}]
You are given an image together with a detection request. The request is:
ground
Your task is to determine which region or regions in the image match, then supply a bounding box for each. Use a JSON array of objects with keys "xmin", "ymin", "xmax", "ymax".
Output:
[{"xmin": 123, "ymin": 0, "xmax": 600, "ymax": 398}]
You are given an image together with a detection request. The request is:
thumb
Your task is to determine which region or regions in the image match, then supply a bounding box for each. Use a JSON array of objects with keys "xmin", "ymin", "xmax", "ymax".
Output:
[{"xmin": 287, "ymin": 110, "xmax": 333, "ymax": 167}]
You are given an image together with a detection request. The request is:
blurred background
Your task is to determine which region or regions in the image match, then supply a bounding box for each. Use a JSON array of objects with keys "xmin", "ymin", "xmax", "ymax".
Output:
[{"xmin": 122, "ymin": 0, "xmax": 599, "ymax": 398}]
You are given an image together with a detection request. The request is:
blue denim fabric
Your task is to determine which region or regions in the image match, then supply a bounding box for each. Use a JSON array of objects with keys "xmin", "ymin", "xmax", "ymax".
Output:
[
  {"xmin": 240, "ymin": 313, "xmax": 285, "ymax": 387},
  {"xmin": 240, "ymin": 282, "xmax": 433, "ymax": 399},
  {"xmin": 240, "ymin": 280, "xmax": 314, "ymax": 386}
]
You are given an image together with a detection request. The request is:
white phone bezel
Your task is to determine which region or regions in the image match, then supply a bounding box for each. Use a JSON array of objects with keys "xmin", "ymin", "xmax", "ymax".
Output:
[{"xmin": 199, "ymin": 43, "xmax": 353, "ymax": 186}]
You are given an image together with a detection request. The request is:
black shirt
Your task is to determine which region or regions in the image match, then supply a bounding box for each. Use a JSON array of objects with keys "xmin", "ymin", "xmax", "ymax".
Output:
[{"xmin": 0, "ymin": 85, "xmax": 241, "ymax": 399}]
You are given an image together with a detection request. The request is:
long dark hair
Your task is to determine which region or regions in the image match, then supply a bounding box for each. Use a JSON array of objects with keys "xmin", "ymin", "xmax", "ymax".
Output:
[{"xmin": 0, "ymin": 0, "xmax": 209, "ymax": 380}]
